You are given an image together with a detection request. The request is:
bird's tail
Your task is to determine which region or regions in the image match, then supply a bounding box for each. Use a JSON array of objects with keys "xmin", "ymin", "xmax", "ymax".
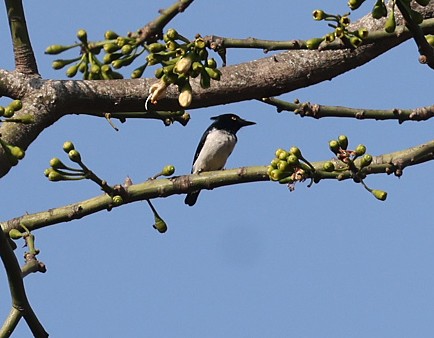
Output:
[{"xmin": 184, "ymin": 191, "xmax": 200, "ymax": 206}]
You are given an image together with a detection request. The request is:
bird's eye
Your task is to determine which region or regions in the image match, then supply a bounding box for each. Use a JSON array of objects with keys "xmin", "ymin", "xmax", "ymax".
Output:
[{"xmin": 231, "ymin": 116, "xmax": 237, "ymax": 121}]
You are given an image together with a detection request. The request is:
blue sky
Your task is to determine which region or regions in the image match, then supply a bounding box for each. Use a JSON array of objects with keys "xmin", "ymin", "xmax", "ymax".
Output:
[{"xmin": 1, "ymin": 1, "xmax": 434, "ymax": 337}]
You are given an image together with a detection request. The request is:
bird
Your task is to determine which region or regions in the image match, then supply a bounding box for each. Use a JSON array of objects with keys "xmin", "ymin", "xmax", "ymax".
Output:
[{"xmin": 184, "ymin": 113, "xmax": 256, "ymax": 206}]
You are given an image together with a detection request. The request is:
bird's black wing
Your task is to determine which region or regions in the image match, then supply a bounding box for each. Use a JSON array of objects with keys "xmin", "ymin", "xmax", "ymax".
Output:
[{"xmin": 190, "ymin": 125, "xmax": 214, "ymax": 173}]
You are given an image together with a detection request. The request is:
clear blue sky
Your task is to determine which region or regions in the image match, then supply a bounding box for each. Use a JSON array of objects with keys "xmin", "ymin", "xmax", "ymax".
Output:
[{"xmin": 1, "ymin": 1, "xmax": 434, "ymax": 337}]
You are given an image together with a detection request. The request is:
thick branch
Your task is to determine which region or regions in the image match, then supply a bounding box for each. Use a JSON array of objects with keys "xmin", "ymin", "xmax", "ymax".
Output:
[
  {"xmin": 2, "ymin": 138, "xmax": 434, "ymax": 233},
  {"xmin": 4, "ymin": 0, "xmax": 38, "ymax": 74},
  {"xmin": 1, "ymin": 6, "xmax": 434, "ymax": 179}
]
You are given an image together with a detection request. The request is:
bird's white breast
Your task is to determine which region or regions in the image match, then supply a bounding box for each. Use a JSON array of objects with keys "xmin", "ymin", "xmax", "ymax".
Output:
[{"xmin": 193, "ymin": 129, "xmax": 237, "ymax": 173}]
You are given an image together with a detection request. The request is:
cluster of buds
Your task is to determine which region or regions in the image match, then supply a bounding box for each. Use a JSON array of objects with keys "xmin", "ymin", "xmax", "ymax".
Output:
[
  {"xmin": 328, "ymin": 135, "xmax": 387, "ymax": 201},
  {"xmin": 267, "ymin": 146, "xmax": 315, "ymax": 190},
  {"xmin": 146, "ymin": 29, "xmax": 221, "ymax": 108},
  {"xmin": 44, "ymin": 141, "xmax": 88, "ymax": 182},
  {"xmin": 46, "ymin": 29, "xmax": 132, "ymax": 79},
  {"xmin": 350, "ymin": 0, "xmax": 427, "ymax": 34},
  {"xmin": 328, "ymin": 135, "xmax": 373, "ymax": 170},
  {"xmin": 307, "ymin": 10, "xmax": 368, "ymax": 49}
]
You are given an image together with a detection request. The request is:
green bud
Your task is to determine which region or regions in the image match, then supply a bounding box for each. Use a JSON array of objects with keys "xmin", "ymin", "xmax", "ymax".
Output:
[
  {"xmin": 45, "ymin": 44, "xmax": 75, "ymax": 55},
  {"xmin": 349, "ymin": 36, "xmax": 363, "ymax": 48},
  {"xmin": 270, "ymin": 157, "xmax": 280, "ymax": 169},
  {"xmin": 360, "ymin": 154, "xmax": 373, "ymax": 167},
  {"xmin": 48, "ymin": 170, "xmax": 65, "ymax": 181},
  {"xmin": 371, "ymin": 189, "xmax": 387, "ymax": 201},
  {"xmin": 278, "ymin": 150, "xmax": 289, "ymax": 160},
  {"xmin": 9, "ymin": 100, "xmax": 22, "ymax": 112},
  {"xmin": 194, "ymin": 37, "xmax": 206, "ymax": 49},
  {"xmin": 52, "ymin": 59, "xmax": 74, "ymax": 70},
  {"xmin": 63, "ymin": 141, "xmax": 75, "ymax": 153},
  {"xmin": 166, "ymin": 40, "xmax": 179, "ymax": 51},
  {"xmin": 77, "ymin": 29, "xmax": 87, "ymax": 43},
  {"xmin": 289, "ymin": 146, "xmax": 302, "ymax": 158},
  {"xmin": 9, "ymin": 145, "xmax": 25, "ymax": 160},
  {"xmin": 356, "ymin": 28, "xmax": 369, "ymax": 39},
  {"xmin": 162, "ymin": 165, "xmax": 175, "ymax": 176},
  {"xmin": 104, "ymin": 30, "xmax": 119, "ymax": 39},
  {"xmin": 103, "ymin": 52, "xmax": 122, "ymax": 64},
  {"xmin": 275, "ymin": 148, "xmax": 285, "ymax": 158},
  {"xmin": 50, "ymin": 157, "xmax": 67, "ymax": 169},
  {"xmin": 287, "ymin": 154, "xmax": 299, "ymax": 166},
  {"xmin": 306, "ymin": 37, "xmax": 323, "ymax": 50},
  {"xmin": 340, "ymin": 16, "xmax": 351, "ymax": 27},
  {"xmin": 112, "ymin": 195, "xmax": 123, "ymax": 205},
  {"xmin": 354, "ymin": 144, "xmax": 366, "ymax": 156},
  {"xmin": 154, "ymin": 67, "xmax": 164, "ymax": 79},
  {"xmin": 121, "ymin": 44, "xmax": 133, "ymax": 55},
  {"xmin": 166, "ymin": 28, "xmax": 179, "ymax": 40},
  {"xmin": 385, "ymin": 10, "xmax": 396, "ymax": 33},
  {"xmin": 313, "ymin": 10, "xmax": 325, "ymax": 20},
  {"xmin": 348, "ymin": 0, "xmax": 366, "ymax": 10},
  {"xmin": 9, "ymin": 229, "xmax": 23, "ymax": 240},
  {"xmin": 329, "ymin": 140, "xmax": 340, "ymax": 154},
  {"xmin": 68, "ymin": 149, "xmax": 81, "ymax": 163},
  {"xmin": 277, "ymin": 160, "xmax": 290, "ymax": 172},
  {"xmin": 198, "ymin": 48, "xmax": 208, "ymax": 61},
  {"xmin": 131, "ymin": 66, "xmax": 146, "ymax": 79},
  {"xmin": 206, "ymin": 58, "xmax": 217, "ymax": 69},
  {"xmin": 372, "ymin": 1, "xmax": 387, "ymax": 19},
  {"xmin": 3, "ymin": 106, "xmax": 14, "ymax": 118},
  {"xmin": 324, "ymin": 33, "xmax": 335, "ymax": 43},
  {"xmin": 205, "ymin": 67, "xmax": 221, "ymax": 80},
  {"xmin": 148, "ymin": 43, "xmax": 166, "ymax": 53},
  {"xmin": 338, "ymin": 135, "xmax": 348, "ymax": 150},
  {"xmin": 66, "ymin": 64, "xmax": 79, "ymax": 77},
  {"xmin": 103, "ymin": 43, "xmax": 120, "ymax": 53},
  {"xmin": 153, "ymin": 217, "xmax": 168, "ymax": 233},
  {"xmin": 90, "ymin": 64, "xmax": 100, "ymax": 74},
  {"xmin": 269, "ymin": 169, "xmax": 286, "ymax": 181},
  {"xmin": 323, "ymin": 161, "xmax": 335, "ymax": 172},
  {"xmin": 78, "ymin": 62, "xmax": 88, "ymax": 73}
]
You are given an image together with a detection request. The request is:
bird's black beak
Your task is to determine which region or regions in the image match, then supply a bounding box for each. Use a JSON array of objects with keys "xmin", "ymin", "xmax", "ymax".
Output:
[{"xmin": 239, "ymin": 118, "xmax": 256, "ymax": 127}]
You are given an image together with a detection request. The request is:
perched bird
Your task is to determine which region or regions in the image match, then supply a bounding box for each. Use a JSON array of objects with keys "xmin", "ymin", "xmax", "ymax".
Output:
[{"xmin": 185, "ymin": 113, "xmax": 256, "ymax": 206}]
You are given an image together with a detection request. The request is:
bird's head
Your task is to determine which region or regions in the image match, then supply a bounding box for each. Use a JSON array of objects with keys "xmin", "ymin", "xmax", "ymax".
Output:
[{"xmin": 210, "ymin": 114, "xmax": 256, "ymax": 134}]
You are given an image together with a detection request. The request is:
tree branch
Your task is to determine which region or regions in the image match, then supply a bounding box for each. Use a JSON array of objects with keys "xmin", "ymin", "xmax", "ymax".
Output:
[
  {"xmin": 1, "ymin": 5, "xmax": 434, "ymax": 179},
  {"xmin": 136, "ymin": 0, "xmax": 195, "ymax": 44},
  {"xmin": 4, "ymin": 0, "xmax": 38, "ymax": 74},
  {"xmin": 2, "ymin": 138, "xmax": 434, "ymax": 233},
  {"xmin": 0, "ymin": 228, "xmax": 48, "ymax": 337},
  {"xmin": 261, "ymin": 97, "xmax": 434, "ymax": 123}
]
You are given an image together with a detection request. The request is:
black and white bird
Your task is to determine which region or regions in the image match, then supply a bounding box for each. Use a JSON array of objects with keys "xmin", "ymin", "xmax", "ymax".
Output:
[{"xmin": 184, "ymin": 113, "xmax": 256, "ymax": 206}]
